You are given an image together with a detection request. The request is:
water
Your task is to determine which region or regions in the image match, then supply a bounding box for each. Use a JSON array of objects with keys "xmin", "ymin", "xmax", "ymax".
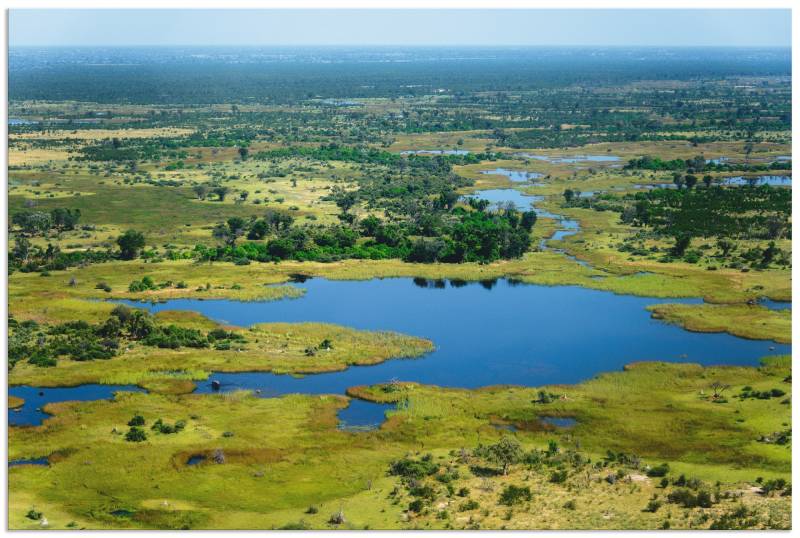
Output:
[
  {"xmin": 515, "ymin": 153, "xmax": 620, "ymax": 163},
  {"xmin": 121, "ymin": 279, "xmax": 788, "ymax": 396},
  {"xmin": 467, "ymin": 189, "xmax": 537, "ymax": 211},
  {"xmin": 8, "ymin": 384, "xmax": 145, "ymax": 427},
  {"xmin": 9, "ymin": 457, "xmax": 49, "ymax": 468},
  {"xmin": 186, "ymin": 455, "xmax": 207, "ymax": 466},
  {"xmin": 337, "ymin": 400, "xmax": 395, "ymax": 431},
  {"xmin": 399, "ymin": 150, "xmax": 469, "ymax": 156},
  {"xmin": 720, "ymin": 175, "xmax": 791, "ymax": 187},
  {"xmin": 706, "ymin": 157, "xmax": 728, "ymax": 165},
  {"xmin": 481, "ymin": 168, "xmax": 543, "ymax": 183},
  {"xmin": 760, "ymin": 299, "xmax": 792, "ymax": 311},
  {"xmin": 8, "ymin": 118, "xmax": 38, "ymax": 125},
  {"xmin": 540, "ymin": 417, "xmax": 577, "ymax": 428},
  {"xmin": 9, "ymin": 188, "xmax": 790, "ymax": 430}
]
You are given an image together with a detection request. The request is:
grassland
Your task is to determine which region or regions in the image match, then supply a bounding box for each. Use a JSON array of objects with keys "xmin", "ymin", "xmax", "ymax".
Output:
[
  {"xmin": 7, "ymin": 90, "xmax": 792, "ymax": 531},
  {"xmin": 8, "ymin": 358, "xmax": 791, "ymax": 529},
  {"xmin": 648, "ymin": 304, "xmax": 791, "ymax": 344},
  {"xmin": 9, "ymin": 319, "xmax": 434, "ymax": 391}
]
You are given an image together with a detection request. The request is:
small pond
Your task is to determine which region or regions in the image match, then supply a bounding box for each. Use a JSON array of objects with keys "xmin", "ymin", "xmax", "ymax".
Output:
[
  {"xmin": 9, "ymin": 457, "xmax": 49, "ymax": 468},
  {"xmin": 337, "ymin": 400, "xmax": 395, "ymax": 431},
  {"xmin": 481, "ymin": 168, "xmax": 543, "ymax": 183},
  {"xmin": 720, "ymin": 175, "xmax": 791, "ymax": 187}
]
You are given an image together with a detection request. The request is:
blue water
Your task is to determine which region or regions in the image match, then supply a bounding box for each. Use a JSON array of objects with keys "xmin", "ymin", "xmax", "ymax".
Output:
[
  {"xmin": 117, "ymin": 278, "xmax": 788, "ymax": 398},
  {"xmin": 186, "ymin": 455, "xmax": 206, "ymax": 466},
  {"xmin": 8, "ymin": 118, "xmax": 38, "ymax": 125},
  {"xmin": 9, "ymin": 384, "xmax": 145, "ymax": 427},
  {"xmin": 400, "ymin": 150, "xmax": 469, "ymax": 156},
  {"xmin": 482, "ymin": 168, "xmax": 543, "ymax": 183},
  {"xmin": 467, "ymin": 189, "xmax": 537, "ymax": 211},
  {"xmin": 515, "ymin": 153, "xmax": 620, "ymax": 163},
  {"xmin": 337, "ymin": 400, "xmax": 395, "ymax": 431},
  {"xmin": 721, "ymin": 175, "xmax": 791, "ymax": 187},
  {"xmin": 9, "ymin": 182, "xmax": 791, "ymax": 430},
  {"xmin": 760, "ymin": 299, "xmax": 792, "ymax": 311},
  {"xmin": 8, "ymin": 457, "xmax": 49, "ymax": 468},
  {"xmin": 540, "ymin": 417, "xmax": 577, "ymax": 428}
]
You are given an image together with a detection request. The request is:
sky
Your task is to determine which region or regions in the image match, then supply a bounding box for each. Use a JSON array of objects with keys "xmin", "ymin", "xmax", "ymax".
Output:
[{"xmin": 9, "ymin": 9, "xmax": 792, "ymax": 48}]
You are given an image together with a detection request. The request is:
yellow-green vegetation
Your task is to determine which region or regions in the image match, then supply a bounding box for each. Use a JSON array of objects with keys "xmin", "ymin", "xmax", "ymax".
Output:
[
  {"xmin": 9, "ymin": 318, "xmax": 434, "ymax": 391},
  {"xmin": 8, "ymin": 358, "xmax": 791, "ymax": 529},
  {"xmin": 7, "ymin": 61, "xmax": 793, "ymax": 531},
  {"xmin": 649, "ymin": 303, "xmax": 791, "ymax": 344}
]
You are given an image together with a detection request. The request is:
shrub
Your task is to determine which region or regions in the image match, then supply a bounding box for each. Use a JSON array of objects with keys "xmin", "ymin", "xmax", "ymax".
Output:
[
  {"xmin": 408, "ymin": 499, "xmax": 425, "ymax": 513},
  {"xmin": 459, "ymin": 500, "xmax": 480, "ymax": 512},
  {"xmin": 125, "ymin": 427, "xmax": 147, "ymax": 442},
  {"xmin": 647, "ymin": 463, "xmax": 670, "ymax": 477},
  {"xmin": 549, "ymin": 470, "xmax": 568, "ymax": 484},
  {"xmin": 643, "ymin": 499, "xmax": 662, "ymax": 513},
  {"xmin": 389, "ymin": 456, "xmax": 439, "ymax": 479},
  {"xmin": 127, "ymin": 415, "xmax": 145, "ymax": 426},
  {"xmin": 498, "ymin": 485, "xmax": 532, "ymax": 506}
]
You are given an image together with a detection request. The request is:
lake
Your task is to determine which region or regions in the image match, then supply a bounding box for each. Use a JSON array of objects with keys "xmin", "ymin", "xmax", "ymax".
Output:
[{"xmin": 9, "ymin": 187, "xmax": 790, "ymax": 430}]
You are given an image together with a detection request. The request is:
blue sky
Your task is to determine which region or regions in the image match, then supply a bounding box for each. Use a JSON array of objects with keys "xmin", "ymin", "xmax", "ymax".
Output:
[{"xmin": 9, "ymin": 9, "xmax": 791, "ymax": 47}]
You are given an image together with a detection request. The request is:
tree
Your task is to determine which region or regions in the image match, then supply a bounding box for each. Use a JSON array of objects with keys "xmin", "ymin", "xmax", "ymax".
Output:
[
  {"xmin": 710, "ymin": 381, "xmax": 730, "ymax": 400},
  {"xmin": 333, "ymin": 189, "xmax": 357, "ymax": 215},
  {"xmin": 684, "ymin": 174, "xmax": 698, "ymax": 190},
  {"xmin": 193, "ymin": 184, "xmax": 209, "ymax": 200},
  {"xmin": 213, "ymin": 217, "xmax": 247, "ymax": 247},
  {"xmin": 116, "ymin": 230, "xmax": 146, "ymax": 260},
  {"xmin": 12, "ymin": 237, "xmax": 31, "ymax": 264},
  {"xmin": 212, "ymin": 185, "xmax": 230, "ymax": 201},
  {"xmin": 563, "ymin": 189, "xmax": 575, "ymax": 202},
  {"xmin": 670, "ymin": 234, "xmax": 692, "ymax": 257},
  {"xmin": 484, "ymin": 436, "xmax": 522, "ymax": 475},
  {"xmin": 520, "ymin": 211, "xmax": 537, "ymax": 232},
  {"xmin": 672, "ymin": 173, "xmax": 685, "ymax": 190},
  {"xmin": 238, "ymin": 147, "xmax": 249, "ymax": 160},
  {"xmin": 702, "ymin": 175, "xmax": 713, "ymax": 188}
]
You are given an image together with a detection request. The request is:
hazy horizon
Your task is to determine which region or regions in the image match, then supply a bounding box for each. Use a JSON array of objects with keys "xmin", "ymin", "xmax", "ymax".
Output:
[{"xmin": 9, "ymin": 9, "xmax": 792, "ymax": 48}]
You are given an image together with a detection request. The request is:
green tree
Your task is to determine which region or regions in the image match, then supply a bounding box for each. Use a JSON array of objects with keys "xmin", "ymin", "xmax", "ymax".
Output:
[{"xmin": 116, "ymin": 230, "xmax": 146, "ymax": 260}]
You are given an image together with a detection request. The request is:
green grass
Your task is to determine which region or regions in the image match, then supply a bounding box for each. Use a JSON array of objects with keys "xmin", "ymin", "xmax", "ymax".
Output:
[
  {"xmin": 9, "ymin": 320, "xmax": 434, "ymax": 390},
  {"xmin": 648, "ymin": 303, "xmax": 791, "ymax": 344},
  {"xmin": 8, "ymin": 358, "xmax": 791, "ymax": 529}
]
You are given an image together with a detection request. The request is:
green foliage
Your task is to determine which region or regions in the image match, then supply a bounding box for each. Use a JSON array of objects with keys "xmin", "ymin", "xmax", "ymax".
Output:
[
  {"xmin": 389, "ymin": 455, "xmax": 439, "ymax": 480},
  {"xmin": 125, "ymin": 426, "xmax": 148, "ymax": 442},
  {"xmin": 117, "ymin": 230, "xmax": 146, "ymax": 260},
  {"xmin": 498, "ymin": 485, "xmax": 532, "ymax": 506},
  {"xmin": 646, "ymin": 463, "xmax": 670, "ymax": 477}
]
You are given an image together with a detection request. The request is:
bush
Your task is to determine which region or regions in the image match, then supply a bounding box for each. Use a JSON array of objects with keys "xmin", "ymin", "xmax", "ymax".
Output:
[
  {"xmin": 125, "ymin": 427, "xmax": 147, "ymax": 442},
  {"xmin": 498, "ymin": 485, "xmax": 532, "ymax": 506},
  {"xmin": 549, "ymin": 470, "xmax": 568, "ymax": 484},
  {"xmin": 127, "ymin": 415, "xmax": 145, "ymax": 426},
  {"xmin": 647, "ymin": 463, "xmax": 670, "ymax": 477},
  {"xmin": 408, "ymin": 499, "xmax": 425, "ymax": 513},
  {"xmin": 667, "ymin": 488, "xmax": 714, "ymax": 508},
  {"xmin": 643, "ymin": 499, "xmax": 662, "ymax": 513},
  {"xmin": 389, "ymin": 456, "xmax": 439, "ymax": 479},
  {"xmin": 458, "ymin": 500, "xmax": 480, "ymax": 512}
]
